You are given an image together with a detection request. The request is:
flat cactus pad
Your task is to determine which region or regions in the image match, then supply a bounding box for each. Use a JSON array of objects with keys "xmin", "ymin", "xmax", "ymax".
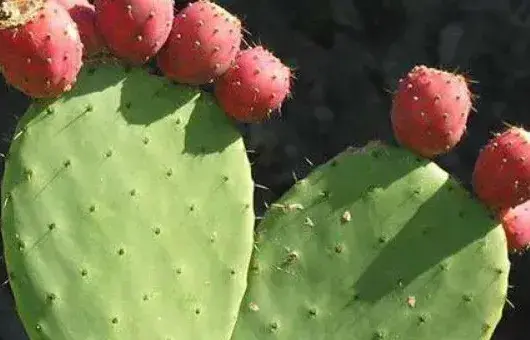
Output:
[
  {"xmin": 1, "ymin": 64, "xmax": 255, "ymax": 340},
  {"xmin": 230, "ymin": 142, "xmax": 509, "ymax": 340}
]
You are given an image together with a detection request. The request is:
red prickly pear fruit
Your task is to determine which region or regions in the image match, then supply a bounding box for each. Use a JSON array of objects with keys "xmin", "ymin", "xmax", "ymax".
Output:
[
  {"xmin": 390, "ymin": 65, "xmax": 473, "ymax": 158},
  {"xmin": 214, "ymin": 46, "xmax": 292, "ymax": 123},
  {"xmin": 472, "ymin": 126, "xmax": 530, "ymax": 211},
  {"xmin": 498, "ymin": 200, "xmax": 530, "ymax": 252},
  {"xmin": 94, "ymin": 0, "xmax": 174, "ymax": 65},
  {"xmin": 0, "ymin": 0, "xmax": 84, "ymax": 98},
  {"xmin": 157, "ymin": 0, "xmax": 242, "ymax": 85},
  {"xmin": 55, "ymin": 0, "xmax": 106, "ymax": 57}
]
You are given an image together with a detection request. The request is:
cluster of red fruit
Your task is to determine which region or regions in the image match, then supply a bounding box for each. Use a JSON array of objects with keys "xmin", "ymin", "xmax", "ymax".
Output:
[
  {"xmin": 391, "ymin": 65, "xmax": 530, "ymax": 253},
  {"xmin": 0, "ymin": 0, "xmax": 292, "ymax": 123}
]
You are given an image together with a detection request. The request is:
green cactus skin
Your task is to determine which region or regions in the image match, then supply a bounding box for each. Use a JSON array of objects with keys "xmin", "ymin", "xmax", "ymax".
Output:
[
  {"xmin": 0, "ymin": 64, "xmax": 255, "ymax": 340},
  {"xmin": 230, "ymin": 141, "xmax": 509, "ymax": 340}
]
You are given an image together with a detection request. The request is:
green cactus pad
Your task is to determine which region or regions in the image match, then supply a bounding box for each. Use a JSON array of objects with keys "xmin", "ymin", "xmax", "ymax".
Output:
[
  {"xmin": 1, "ymin": 64, "xmax": 254, "ymax": 340},
  {"xmin": 230, "ymin": 141, "xmax": 509, "ymax": 340}
]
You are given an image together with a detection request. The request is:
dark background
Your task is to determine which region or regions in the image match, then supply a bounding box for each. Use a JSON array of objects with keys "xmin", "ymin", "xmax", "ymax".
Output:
[{"xmin": 2, "ymin": 0, "xmax": 530, "ymax": 338}]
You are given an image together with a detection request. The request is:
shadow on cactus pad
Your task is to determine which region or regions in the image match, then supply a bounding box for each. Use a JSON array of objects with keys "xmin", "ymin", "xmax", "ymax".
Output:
[
  {"xmin": 118, "ymin": 73, "xmax": 197, "ymax": 127},
  {"xmin": 183, "ymin": 93, "xmax": 241, "ymax": 155}
]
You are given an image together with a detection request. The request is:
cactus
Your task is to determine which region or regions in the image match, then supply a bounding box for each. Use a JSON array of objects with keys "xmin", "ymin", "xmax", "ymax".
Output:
[
  {"xmin": 0, "ymin": 2, "xmax": 518, "ymax": 339},
  {"xmin": 230, "ymin": 141, "xmax": 509, "ymax": 340},
  {"xmin": 0, "ymin": 63, "xmax": 255, "ymax": 340}
]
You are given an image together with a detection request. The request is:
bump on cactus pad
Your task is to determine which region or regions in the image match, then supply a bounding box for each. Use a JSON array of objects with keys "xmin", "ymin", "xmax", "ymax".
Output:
[
  {"xmin": 230, "ymin": 141, "xmax": 509, "ymax": 340},
  {"xmin": 1, "ymin": 64, "xmax": 255, "ymax": 340}
]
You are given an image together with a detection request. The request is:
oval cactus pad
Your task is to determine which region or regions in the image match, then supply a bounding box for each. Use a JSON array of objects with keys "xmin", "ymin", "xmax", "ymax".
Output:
[
  {"xmin": 1, "ymin": 64, "xmax": 254, "ymax": 340},
  {"xmin": 231, "ymin": 142, "xmax": 509, "ymax": 340}
]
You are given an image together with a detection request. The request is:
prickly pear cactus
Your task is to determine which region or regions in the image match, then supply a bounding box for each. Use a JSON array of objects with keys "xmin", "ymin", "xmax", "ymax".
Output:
[
  {"xmin": 230, "ymin": 142, "xmax": 509, "ymax": 340},
  {"xmin": 0, "ymin": 64, "xmax": 255, "ymax": 340}
]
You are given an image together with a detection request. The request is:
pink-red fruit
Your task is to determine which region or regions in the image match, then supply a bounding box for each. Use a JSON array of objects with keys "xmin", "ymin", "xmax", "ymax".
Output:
[
  {"xmin": 473, "ymin": 127, "xmax": 530, "ymax": 211},
  {"xmin": 0, "ymin": 0, "xmax": 83, "ymax": 98},
  {"xmin": 498, "ymin": 201, "xmax": 530, "ymax": 252},
  {"xmin": 158, "ymin": 0, "xmax": 242, "ymax": 85},
  {"xmin": 214, "ymin": 46, "xmax": 292, "ymax": 122},
  {"xmin": 391, "ymin": 65, "xmax": 473, "ymax": 158},
  {"xmin": 55, "ymin": 0, "xmax": 105, "ymax": 56},
  {"xmin": 94, "ymin": 0, "xmax": 174, "ymax": 65}
]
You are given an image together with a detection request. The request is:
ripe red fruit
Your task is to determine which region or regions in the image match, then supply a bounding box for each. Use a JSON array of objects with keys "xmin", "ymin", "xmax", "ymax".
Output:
[
  {"xmin": 214, "ymin": 46, "xmax": 292, "ymax": 122},
  {"xmin": 0, "ymin": 0, "xmax": 83, "ymax": 98},
  {"xmin": 94, "ymin": 0, "xmax": 173, "ymax": 65},
  {"xmin": 390, "ymin": 65, "xmax": 473, "ymax": 158},
  {"xmin": 157, "ymin": 0, "xmax": 242, "ymax": 85},
  {"xmin": 55, "ymin": 0, "xmax": 105, "ymax": 57},
  {"xmin": 472, "ymin": 127, "xmax": 530, "ymax": 211},
  {"xmin": 498, "ymin": 201, "xmax": 530, "ymax": 252}
]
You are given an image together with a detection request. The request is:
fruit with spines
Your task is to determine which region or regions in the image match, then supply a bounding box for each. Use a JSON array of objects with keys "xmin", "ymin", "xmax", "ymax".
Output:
[
  {"xmin": 391, "ymin": 65, "xmax": 472, "ymax": 158},
  {"xmin": 214, "ymin": 46, "xmax": 292, "ymax": 122},
  {"xmin": 157, "ymin": 0, "xmax": 243, "ymax": 85},
  {"xmin": 472, "ymin": 126, "xmax": 530, "ymax": 211},
  {"xmin": 94, "ymin": 0, "xmax": 174, "ymax": 65},
  {"xmin": 55, "ymin": 0, "xmax": 106, "ymax": 57},
  {"xmin": 498, "ymin": 200, "xmax": 530, "ymax": 252},
  {"xmin": 231, "ymin": 141, "xmax": 509, "ymax": 340},
  {"xmin": 0, "ymin": 0, "xmax": 83, "ymax": 98},
  {"xmin": 1, "ymin": 64, "xmax": 255, "ymax": 340}
]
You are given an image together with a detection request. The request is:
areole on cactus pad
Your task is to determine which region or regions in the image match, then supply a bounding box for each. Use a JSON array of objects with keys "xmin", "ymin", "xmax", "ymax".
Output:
[
  {"xmin": 1, "ymin": 64, "xmax": 255, "ymax": 340},
  {"xmin": 230, "ymin": 142, "xmax": 509, "ymax": 340}
]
